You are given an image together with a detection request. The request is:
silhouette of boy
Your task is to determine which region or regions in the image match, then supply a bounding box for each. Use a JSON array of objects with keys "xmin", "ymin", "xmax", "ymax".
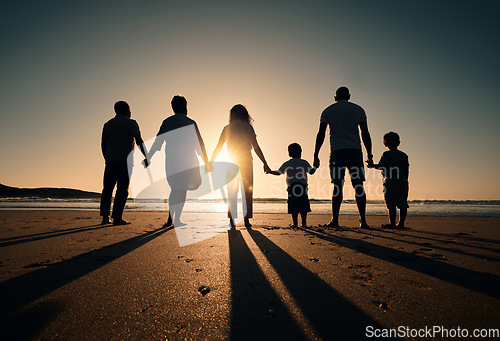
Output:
[
  {"xmin": 100, "ymin": 101, "xmax": 148, "ymax": 225},
  {"xmin": 368, "ymin": 132, "xmax": 409, "ymax": 229},
  {"xmin": 268, "ymin": 143, "xmax": 316, "ymax": 228}
]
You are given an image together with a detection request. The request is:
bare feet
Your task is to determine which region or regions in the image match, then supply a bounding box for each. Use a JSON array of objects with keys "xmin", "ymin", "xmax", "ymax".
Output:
[
  {"xmin": 173, "ymin": 220, "xmax": 187, "ymax": 227},
  {"xmin": 100, "ymin": 216, "xmax": 110, "ymax": 225},
  {"xmin": 359, "ymin": 219, "xmax": 370, "ymax": 229},
  {"xmin": 322, "ymin": 220, "xmax": 341, "ymax": 229},
  {"xmin": 164, "ymin": 214, "xmax": 173, "ymax": 227},
  {"xmin": 113, "ymin": 219, "xmax": 130, "ymax": 226}
]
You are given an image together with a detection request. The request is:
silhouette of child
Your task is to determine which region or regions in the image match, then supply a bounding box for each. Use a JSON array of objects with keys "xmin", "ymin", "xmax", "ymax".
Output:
[
  {"xmin": 268, "ymin": 143, "xmax": 316, "ymax": 228},
  {"xmin": 368, "ymin": 132, "xmax": 409, "ymax": 229}
]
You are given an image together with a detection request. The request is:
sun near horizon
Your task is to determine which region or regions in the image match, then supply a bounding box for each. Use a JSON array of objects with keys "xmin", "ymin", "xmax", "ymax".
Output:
[{"xmin": 0, "ymin": 2, "xmax": 499, "ymax": 200}]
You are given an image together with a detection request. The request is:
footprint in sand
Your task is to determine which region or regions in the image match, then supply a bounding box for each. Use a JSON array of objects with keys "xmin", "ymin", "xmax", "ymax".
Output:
[{"xmin": 348, "ymin": 264, "xmax": 374, "ymax": 286}]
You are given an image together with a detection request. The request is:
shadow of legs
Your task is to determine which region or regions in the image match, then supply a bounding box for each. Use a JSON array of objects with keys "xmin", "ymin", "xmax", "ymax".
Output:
[
  {"xmin": 246, "ymin": 229, "xmax": 384, "ymax": 340},
  {"xmin": 228, "ymin": 230, "xmax": 306, "ymax": 340}
]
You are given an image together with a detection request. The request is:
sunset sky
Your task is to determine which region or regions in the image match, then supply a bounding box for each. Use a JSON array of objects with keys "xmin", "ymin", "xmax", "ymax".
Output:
[{"xmin": 1, "ymin": 1, "xmax": 499, "ymax": 200}]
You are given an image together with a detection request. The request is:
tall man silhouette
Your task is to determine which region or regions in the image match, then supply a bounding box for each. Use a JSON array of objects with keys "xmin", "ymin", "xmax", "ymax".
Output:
[
  {"xmin": 100, "ymin": 101, "xmax": 148, "ymax": 225},
  {"xmin": 148, "ymin": 95, "xmax": 211, "ymax": 227},
  {"xmin": 314, "ymin": 87, "xmax": 373, "ymax": 228}
]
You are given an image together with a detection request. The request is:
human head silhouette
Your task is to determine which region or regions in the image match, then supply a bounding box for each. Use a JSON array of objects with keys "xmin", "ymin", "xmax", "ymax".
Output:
[
  {"xmin": 288, "ymin": 143, "xmax": 302, "ymax": 158},
  {"xmin": 383, "ymin": 131, "xmax": 400, "ymax": 150},
  {"xmin": 114, "ymin": 101, "xmax": 131, "ymax": 117},
  {"xmin": 335, "ymin": 86, "xmax": 351, "ymax": 101},
  {"xmin": 229, "ymin": 104, "xmax": 253, "ymax": 124},
  {"xmin": 171, "ymin": 95, "xmax": 188, "ymax": 115}
]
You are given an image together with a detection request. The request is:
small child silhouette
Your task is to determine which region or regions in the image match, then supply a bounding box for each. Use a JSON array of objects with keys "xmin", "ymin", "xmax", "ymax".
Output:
[
  {"xmin": 368, "ymin": 132, "xmax": 409, "ymax": 229},
  {"xmin": 268, "ymin": 143, "xmax": 316, "ymax": 228}
]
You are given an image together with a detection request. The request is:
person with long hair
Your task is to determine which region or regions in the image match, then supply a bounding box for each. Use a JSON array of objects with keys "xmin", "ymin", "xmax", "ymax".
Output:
[{"xmin": 210, "ymin": 104, "xmax": 271, "ymax": 228}]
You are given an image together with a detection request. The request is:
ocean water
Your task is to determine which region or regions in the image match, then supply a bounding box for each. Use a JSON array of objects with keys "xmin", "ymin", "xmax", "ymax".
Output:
[{"xmin": 0, "ymin": 198, "xmax": 498, "ymax": 218}]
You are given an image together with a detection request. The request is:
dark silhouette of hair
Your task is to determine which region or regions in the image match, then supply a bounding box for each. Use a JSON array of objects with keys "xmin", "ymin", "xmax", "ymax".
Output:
[
  {"xmin": 335, "ymin": 86, "xmax": 350, "ymax": 100},
  {"xmin": 383, "ymin": 131, "xmax": 400, "ymax": 148},
  {"xmin": 288, "ymin": 143, "xmax": 302, "ymax": 158},
  {"xmin": 171, "ymin": 95, "xmax": 187, "ymax": 114},
  {"xmin": 229, "ymin": 104, "xmax": 253, "ymax": 124},
  {"xmin": 114, "ymin": 101, "xmax": 130, "ymax": 116}
]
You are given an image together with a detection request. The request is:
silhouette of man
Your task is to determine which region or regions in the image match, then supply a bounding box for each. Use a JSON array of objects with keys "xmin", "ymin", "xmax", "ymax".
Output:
[
  {"xmin": 148, "ymin": 95, "xmax": 211, "ymax": 227},
  {"xmin": 313, "ymin": 87, "xmax": 373, "ymax": 228},
  {"xmin": 100, "ymin": 101, "xmax": 148, "ymax": 225}
]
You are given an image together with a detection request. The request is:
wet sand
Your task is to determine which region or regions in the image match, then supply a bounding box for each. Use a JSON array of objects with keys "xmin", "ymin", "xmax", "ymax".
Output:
[{"xmin": 0, "ymin": 211, "xmax": 499, "ymax": 340}]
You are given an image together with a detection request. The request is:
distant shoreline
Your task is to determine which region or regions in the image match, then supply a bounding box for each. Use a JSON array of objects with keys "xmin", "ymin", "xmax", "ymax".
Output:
[
  {"xmin": 0, "ymin": 196, "xmax": 499, "ymax": 205},
  {"xmin": 1, "ymin": 184, "xmax": 498, "ymax": 207},
  {"xmin": 0, "ymin": 198, "xmax": 498, "ymax": 218},
  {"xmin": 0, "ymin": 184, "xmax": 100, "ymax": 199}
]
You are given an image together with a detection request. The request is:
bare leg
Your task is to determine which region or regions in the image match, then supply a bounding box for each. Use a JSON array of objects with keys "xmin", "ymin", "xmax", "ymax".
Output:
[
  {"xmin": 170, "ymin": 189, "xmax": 187, "ymax": 226},
  {"xmin": 300, "ymin": 212, "xmax": 307, "ymax": 228},
  {"xmin": 227, "ymin": 175, "xmax": 240, "ymax": 221},
  {"xmin": 228, "ymin": 211, "xmax": 236, "ymax": 229},
  {"xmin": 291, "ymin": 213, "xmax": 298, "ymax": 227},
  {"xmin": 331, "ymin": 180, "xmax": 343, "ymax": 227},
  {"xmin": 241, "ymin": 161, "xmax": 253, "ymax": 227},
  {"xmin": 164, "ymin": 212, "xmax": 173, "ymax": 227},
  {"xmin": 353, "ymin": 181, "xmax": 368, "ymax": 228}
]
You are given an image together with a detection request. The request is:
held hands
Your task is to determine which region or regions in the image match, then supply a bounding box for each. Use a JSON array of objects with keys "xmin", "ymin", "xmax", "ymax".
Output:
[
  {"xmin": 366, "ymin": 155, "xmax": 374, "ymax": 168},
  {"xmin": 313, "ymin": 155, "xmax": 320, "ymax": 168},
  {"xmin": 205, "ymin": 163, "xmax": 214, "ymax": 173},
  {"xmin": 263, "ymin": 163, "xmax": 272, "ymax": 174}
]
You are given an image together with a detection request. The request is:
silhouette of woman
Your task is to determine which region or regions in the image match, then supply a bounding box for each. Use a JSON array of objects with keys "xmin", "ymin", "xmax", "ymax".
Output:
[{"xmin": 210, "ymin": 104, "xmax": 271, "ymax": 228}]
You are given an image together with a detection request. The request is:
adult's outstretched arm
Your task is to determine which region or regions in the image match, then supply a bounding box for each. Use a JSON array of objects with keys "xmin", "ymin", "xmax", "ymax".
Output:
[
  {"xmin": 194, "ymin": 124, "xmax": 212, "ymax": 173},
  {"xmin": 250, "ymin": 135, "xmax": 271, "ymax": 173},
  {"xmin": 359, "ymin": 121, "xmax": 373, "ymax": 162},
  {"xmin": 135, "ymin": 134, "xmax": 149, "ymax": 167},
  {"xmin": 313, "ymin": 123, "xmax": 327, "ymax": 168},
  {"xmin": 210, "ymin": 130, "xmax": 226, "ymax": 164}
]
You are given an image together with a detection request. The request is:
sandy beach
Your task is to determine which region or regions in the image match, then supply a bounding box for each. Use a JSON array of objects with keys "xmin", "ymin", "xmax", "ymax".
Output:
[{"xmin": 0, "ymin": 210, "xmax": 499, "ymax": 340}]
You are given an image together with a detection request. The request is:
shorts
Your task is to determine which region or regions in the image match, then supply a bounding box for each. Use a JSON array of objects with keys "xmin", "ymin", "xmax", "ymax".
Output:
[
  {"xmin": 287, "ymin": 182, "xmax": 311, "ymax": 214},
  {"xmin": 384, "ymin": 181, "xmax": 409, "ymax": 209},
  {"xmin": 329, "ymin": 148, "xmax": 365, "ymax": 182}
]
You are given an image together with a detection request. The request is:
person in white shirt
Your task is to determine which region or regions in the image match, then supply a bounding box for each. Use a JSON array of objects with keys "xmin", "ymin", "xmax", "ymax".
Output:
[
  {"xmin": 148, "ymin": 95, "xmax": 211, "ymax": 227},
  {"xmin": 313, "ymin": 87, "xmax": 373, "ymax": 229},
  {"xmin": 268, "ymin": 143, "xmax": 316, "ymax": 228}
]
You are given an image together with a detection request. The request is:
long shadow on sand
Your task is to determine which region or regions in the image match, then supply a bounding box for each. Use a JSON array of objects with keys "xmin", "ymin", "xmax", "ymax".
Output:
[
  {"xmin": 0, "ymin": 225, "xmax": 173, "ymax": 340},
  {"xmin": 370, "ymin": 228, "xmax": 500, "ymax": 253},
  {"xmin": 0, "ymin": 224, "xmax": 112, "ymax": 248},
  {"xmin": 229, "ymin": 230, "xmax": 307, "ymax": 340},
  {"xmin": 405, "ymin": 229, "xmax": 500, "ymax": 245},
  {"xmin": 350, "ymin": 228, "xmax": 500, "ymax": 263},
  {"xmin": 242, "ymin": 229, "xmax": 386, "ymax": 340},
  {"xmin": 300, "ymin": 227, "xmax": 500, "ymax": 299}
]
